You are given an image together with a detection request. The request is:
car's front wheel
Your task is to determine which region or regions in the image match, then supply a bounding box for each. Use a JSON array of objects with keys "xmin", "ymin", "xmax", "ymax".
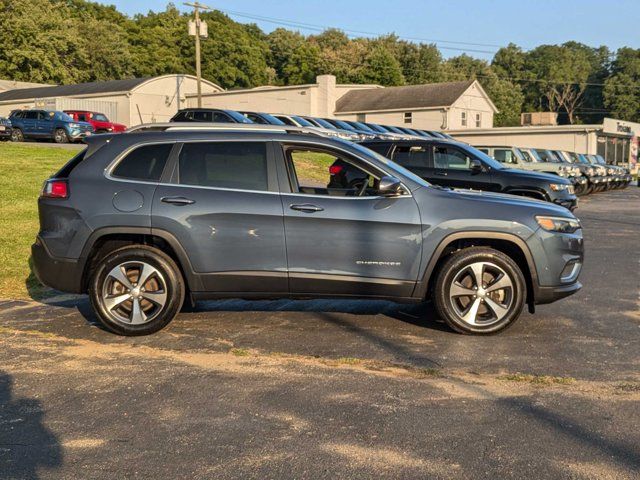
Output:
[
  {"xmin": 89, "ymin": 245, "xmax": 185, "ymax": 336},
  {"xmin": 53, "ymin": 128, "xmax": 69, "ymax": 143},
  {"xmin": 433, "ymin": 247, "xmax": 526, "ymax": 334},
  {"xmin": 11, "ymin": 128, "xmax": 24, "ymax": 142}
]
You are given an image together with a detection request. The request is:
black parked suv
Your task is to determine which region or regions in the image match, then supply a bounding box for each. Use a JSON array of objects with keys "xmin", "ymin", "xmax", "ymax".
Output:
[
  {"xmin": 32, "ymin": 125, "xmax": 583, "ymax": 336},
  {"xmin": 170, "ymin": 108, "xmax": 253, "ymax": 124},
  {"xmin": 353, "ymin": 140, "xmax": 578, "ymax": 210}
]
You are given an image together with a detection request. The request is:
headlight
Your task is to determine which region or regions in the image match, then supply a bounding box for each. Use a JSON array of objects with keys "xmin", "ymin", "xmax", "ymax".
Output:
[
  {"xmin": 607, "ymin": 167, "xmax": 614, "ymax": 175},
  {"xmin": 69, "ymin": 123, "xmax": 80, "ymax": 128},
  {"xmin": 549, "ymin": 183, "xmax": 570, "ymax": 191},
  {"xmin": 586, "ymin": 167, "xmax": 595, "ymax": 177},
  {"xmin": 536, "ymin": 216, "xmax": 581, "ymax": 233}
]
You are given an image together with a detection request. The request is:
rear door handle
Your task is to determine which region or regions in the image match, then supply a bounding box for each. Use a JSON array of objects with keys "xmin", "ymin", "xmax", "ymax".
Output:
[
  {"xmin": 290, "ymin": 204, "xmax": 324, "ymax": 213},
  {"xmin": 161, "ymin": 196, "xmax": 195, "ymax": 206}
]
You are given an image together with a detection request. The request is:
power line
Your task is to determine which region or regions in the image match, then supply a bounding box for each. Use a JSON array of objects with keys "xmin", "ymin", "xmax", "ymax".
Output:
[{"xmin": 218, "ymin": 8, "xmax": 500, "ymax": 54}]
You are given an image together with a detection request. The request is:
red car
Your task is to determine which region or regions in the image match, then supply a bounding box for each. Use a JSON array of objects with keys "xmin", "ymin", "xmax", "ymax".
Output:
[{"xmin": 64, "ymin": 110, "xmax": 127, "ymax": 134}]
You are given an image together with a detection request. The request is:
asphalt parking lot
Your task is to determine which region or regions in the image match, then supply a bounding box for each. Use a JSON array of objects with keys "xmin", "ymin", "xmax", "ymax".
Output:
[{"xmin": 1, "ymin": 188, "xmax": 639, "ymax": 479}]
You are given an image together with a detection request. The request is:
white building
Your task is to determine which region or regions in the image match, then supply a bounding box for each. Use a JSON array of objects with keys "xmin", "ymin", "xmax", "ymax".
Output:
[{"xmin": 0, "ymin": 75, "xmax": 223, "ymax": 126}]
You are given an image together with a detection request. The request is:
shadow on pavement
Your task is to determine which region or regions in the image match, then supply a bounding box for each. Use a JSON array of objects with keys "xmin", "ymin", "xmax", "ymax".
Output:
[{"xmin": 0, "ymin": 371, "xmax": 62, "ymax": 479}]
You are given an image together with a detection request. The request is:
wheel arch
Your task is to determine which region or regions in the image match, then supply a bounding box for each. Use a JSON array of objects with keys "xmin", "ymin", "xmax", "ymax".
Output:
[
  {"xmin": 416, "ymin": 231, "xmax": 539, "ymax": 307},
  {"xmin": 79, "ymin": 227, "xmax": 201, "ymax": 293}
]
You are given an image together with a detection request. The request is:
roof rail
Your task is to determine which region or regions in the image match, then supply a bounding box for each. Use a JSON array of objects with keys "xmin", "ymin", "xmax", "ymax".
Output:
[{"xmin": 126, "ymin": 122, "xmax": 326, "ymax": 137}]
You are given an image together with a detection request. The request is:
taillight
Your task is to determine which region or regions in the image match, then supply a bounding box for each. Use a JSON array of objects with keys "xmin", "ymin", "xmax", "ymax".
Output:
[
  {"xmin": 41, "ymin": 179, "xmax": 68, "ymax": 199},
  {"xmin": 329, "ymin": 165, "xmax": 343, "ymax": 175}
]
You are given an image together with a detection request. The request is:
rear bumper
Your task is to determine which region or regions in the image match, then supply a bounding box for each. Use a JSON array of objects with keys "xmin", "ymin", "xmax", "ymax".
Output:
[{"xmin": 31, "ymin": 236, "xmax": 84, "ymax": 293}]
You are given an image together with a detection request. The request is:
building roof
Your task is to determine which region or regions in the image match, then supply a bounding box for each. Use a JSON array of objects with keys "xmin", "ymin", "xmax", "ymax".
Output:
[
  {"xmin": 0, "ymin": 78, "xmax": 153, "ymax": 102},
  {"xmin": 0, "ymin": 79, "xmax": 53, "ymax": 92},
  {"xmin": 335, "ymin": 80, "xmax": 477, "ymax": 113}
]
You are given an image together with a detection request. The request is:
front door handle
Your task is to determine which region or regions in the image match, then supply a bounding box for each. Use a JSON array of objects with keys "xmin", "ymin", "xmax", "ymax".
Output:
[
  {"xmin": 435, "ymin": 171, "xmax": 448, "ymax": 176},
  {"xmin": 290, "ymin": 204, "xmax": 324, "ymax": 213},
  {"xmin": 161, "ymin": 196, "xmax": 195, "ymax": 206}
]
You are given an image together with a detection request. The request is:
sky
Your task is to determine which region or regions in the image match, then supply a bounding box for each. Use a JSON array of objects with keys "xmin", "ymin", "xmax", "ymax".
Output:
[{"xmin": 104, "ymin": 0, "xmax": 638, "ymax": 59}]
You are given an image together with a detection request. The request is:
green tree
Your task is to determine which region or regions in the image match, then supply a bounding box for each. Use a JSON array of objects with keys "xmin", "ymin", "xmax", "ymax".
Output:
[
  {"xmin": 360, "ymin": 44, "xmax": 405, "ymax": 86},
  {"xmin": 524, "ymin": 44, "xmax": 593, "ymax": 123},
  {"xmin": 604, "ymin": 48, "xmax": 640, "ymax": 122},
  {"xmin": 267, "ymin": 28, "xmax": 320, "ymax": 85}
]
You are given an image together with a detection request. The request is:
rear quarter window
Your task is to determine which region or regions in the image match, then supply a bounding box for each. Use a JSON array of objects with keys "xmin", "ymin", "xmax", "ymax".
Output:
[{"xmin": 112, "ymin": 143, "xmax": 173, "ymax": 181}]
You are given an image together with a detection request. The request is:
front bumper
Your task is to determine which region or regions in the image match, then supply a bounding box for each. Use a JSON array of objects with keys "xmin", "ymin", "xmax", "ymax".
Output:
[
  {"xmin": 535, "ymin": 282, "xmax": 582, "ymax": 304},
  {"xmin": 68, "ymin": 129, "xmax": 93, "ymax": 141},
  {"xmin": 570, "ymin": 176, "xmax": 588, "ymax": 195},
  {"xmin": 31, "ymin": 236, "xmax": 84, "ymax": 293},
  {"xmin": 0, "ymin": 127, "xmax": 12, "ymax": 139}
]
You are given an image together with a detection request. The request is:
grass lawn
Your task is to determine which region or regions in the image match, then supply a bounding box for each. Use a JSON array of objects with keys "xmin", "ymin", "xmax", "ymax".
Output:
[{"xmin": 0, "ymin": 143, "xmax": 77, "ymax": 299}]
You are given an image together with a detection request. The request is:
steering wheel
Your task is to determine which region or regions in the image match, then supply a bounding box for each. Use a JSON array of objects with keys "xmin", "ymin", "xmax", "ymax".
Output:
[{"xmin": 357, "ymin": 176, "xmax": 370, "ymax": 197}]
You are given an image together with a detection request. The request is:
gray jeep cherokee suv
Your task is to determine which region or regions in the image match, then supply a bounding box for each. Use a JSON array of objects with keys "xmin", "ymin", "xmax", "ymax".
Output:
[{"xmin": 32, "ymin": 125, "xmax": 584, "ymax": 336}]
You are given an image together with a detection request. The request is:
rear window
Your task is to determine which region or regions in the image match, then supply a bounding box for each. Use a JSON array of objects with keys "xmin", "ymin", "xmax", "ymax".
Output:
[
  {"xmin": 112, "ymin": 143, "xmax": 172, "ymax": 181},
  {"xmin": 178, "ymin": 142, "xmax": 268, "ymax": 191}
]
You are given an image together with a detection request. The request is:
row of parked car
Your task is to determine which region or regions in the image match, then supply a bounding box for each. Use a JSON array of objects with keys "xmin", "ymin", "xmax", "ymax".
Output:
[
  {"xmin": 0, "ymin": 109, "xmax": 125, "ymax": 143},
  {"xmin": 165, "ymin": 108, "xmax": 633, "ymax": 210}
]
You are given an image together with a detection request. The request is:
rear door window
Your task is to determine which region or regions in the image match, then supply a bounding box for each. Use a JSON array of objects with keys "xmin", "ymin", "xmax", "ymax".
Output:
[
  {"xmin": 392, "ymin": 145, "xmax": 429, "ymax": 168},
  {"xmin": 212, "ymin": 112, "xmax": 232, "ymax": 123},
  {"xmin": 178, "ymin": 142, "xmax": 268, "ymax": 191},
  {"xmin": 192, "ymin": 111, "xmax": 212, "ymax": 122},
  {"xmin": 112, "ymin": 143, "xmax": 173, "ymax": 181}
]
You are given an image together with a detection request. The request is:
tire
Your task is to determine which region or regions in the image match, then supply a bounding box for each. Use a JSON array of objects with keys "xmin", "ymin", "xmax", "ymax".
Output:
[
  {"xmin": 53, "ymin": 128, "xmax": 69, "ymax": 144},
  {"xmin": 89, "ymin": 245, "xmax": 185, "ymax": 336},
  {"xmin": 11, "ymin": 128, "xmax": 24, "ymax": 142},
  {"xmin": 433, "ymin": 247, "xmax": 526, "ymax": 335}
]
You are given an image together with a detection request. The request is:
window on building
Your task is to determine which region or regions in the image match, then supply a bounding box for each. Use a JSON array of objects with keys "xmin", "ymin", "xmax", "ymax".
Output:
[
  {"xmin": 404, "ymin": 112, "xmax": 412, "ymax": 124},
  {"xmin": 178, "ymin": 142, "xmax": 268, "ymax": 191},
  {"xmin": 461, "ymin": 111, "xmax": 467, "ymax": 127},
  {"xmin": 112, "ymin": 143, "xmax": 173, "ymax": 181},
  {"xmin": 356, "ymin": 113, "xmax": 366, "ymax": 122},
  {"xmin": 475, "ymin": 113, "xmax": 481, "ymax": 127}
]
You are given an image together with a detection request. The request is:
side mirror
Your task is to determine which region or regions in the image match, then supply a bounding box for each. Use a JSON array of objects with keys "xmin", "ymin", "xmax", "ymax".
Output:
[
  {"xmin": 470, "ymin": 158, "xmax": 483, "ymax": 173},
  {"xmin": 378, "ymin": 175, "xmax": 403, "ymax": 196}
]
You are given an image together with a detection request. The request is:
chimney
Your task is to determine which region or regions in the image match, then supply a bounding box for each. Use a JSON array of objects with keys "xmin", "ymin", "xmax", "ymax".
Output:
[{"xmin": 315, "ymin": 75, "xmax": 336, "ymax": 117}]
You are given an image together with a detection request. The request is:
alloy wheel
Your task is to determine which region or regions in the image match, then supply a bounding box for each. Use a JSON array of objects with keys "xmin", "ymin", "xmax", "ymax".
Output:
[
  {"xmin": 448, "ymin": 261, "xmax": 514, "ymax": 327},
  {"xmin": 100, "ymin": 261, "xmax": 168, "ymax": 325}
]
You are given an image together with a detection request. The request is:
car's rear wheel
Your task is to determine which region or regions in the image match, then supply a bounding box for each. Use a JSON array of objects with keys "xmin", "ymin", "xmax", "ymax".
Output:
[
  {"xmin": 53, "ymin": 128, "xmax": 69, "ymax": 143},
  {"xmin": 433, "ymin": 247, "xmax": 526, "ymax": 334},
  {"xmin": 89, "ymin": 245, "xmax": 185, "ymax": 336},
  {"xmin": 11, "ymin": 128, "xmax": 23, "ymax": 142}
]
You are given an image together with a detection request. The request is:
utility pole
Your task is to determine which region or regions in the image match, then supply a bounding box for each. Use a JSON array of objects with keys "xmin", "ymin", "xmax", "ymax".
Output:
[{"xmin": 184, "ymin": 2, "xmax": 211, "ymax": 108}]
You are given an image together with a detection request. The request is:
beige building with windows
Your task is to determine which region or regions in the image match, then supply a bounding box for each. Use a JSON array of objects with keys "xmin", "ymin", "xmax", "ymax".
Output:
[
  {"xmin": 0, "ymin": 75, "xmax": 223, "ymax": 126},
  {"xmin": 334, "ymin": 80, "xmax": 497, "ymax": 130}
]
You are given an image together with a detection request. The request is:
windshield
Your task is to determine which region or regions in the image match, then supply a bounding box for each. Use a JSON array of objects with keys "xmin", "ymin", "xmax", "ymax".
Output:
[
  {"xmin": 594, "ymin": 155, "xmax": 606, "ymax": 165},
  {"xmin": 350, "ymin": 121, "xmax": 375, "ymax": 132},
  {"xmin": 312, "ymin": 117, "xmax": 335, "ymax": 129},
  {"xmin": 225, "ymin": 110, "xmax": 253, "ymax": 123},
  {"xmin": 459, "ymin": 144, "xmax": 504, "ymax": 170},
  {"xmin": 331, "ymin": 119, "xmax": 356, "ymax": 131},
  {"xmin": 513, "ymin": 147, "xmax": 529, "ymax": 162},
  {"xmin": 576, "ymin": 154, "xmax": 591, "ymax": 164},
  {"xmin": 350, "ymin": 142, "xmax": 431, "ymax": 188},
  {"xmin": 367, "ymin": 123, "xmax": 388, "ymax": 133},
  {"xmin": 53, "ymin": 112, "xmax": 74, "ymax": 122},
  {"xmin": 291, "ymin": 116, "xmax": 314, "ymax": 127},
  {"xmin": 258, "ymin": 113, "xmax": 285, "ymax": 125}
]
